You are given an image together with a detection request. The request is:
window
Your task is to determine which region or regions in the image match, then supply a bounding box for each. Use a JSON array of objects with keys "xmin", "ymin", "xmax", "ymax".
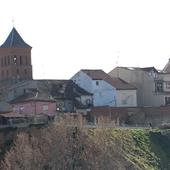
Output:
[
  {"xmin": 1, "ymin": 57, "xmax": 3, "ymax": 66},
  {"xmin": 7, "ymin": 56, "xmax": 10, "ymax": 65},
  {"xmin": 165, "ymin": 97, "xmax": 170, "ymax": 105},
  {"xmin": 13, "ymin": 56, "xmax": 17, "ymax": 65},
  {"xmin": 155, "ymin": 81, "xmax": 163, "ymax": 92},
  {"xmin": 43, "ymin": 105, "xmax": 48, "ymax": 111},
  {"xmin": 96, "ymin": 81, "xmax": 99, "ymax": 86},
  {"xmin": 20, "ymin": 56, "xmax": 23, "ymax": 65},
  {"xmin": 166, "ymin": 82, "xmax": 170, "ymax": 89},
  {"xmin": 4, "ymin": 56, "xmax": 6, "ymax": 65},
  {"xmin": 59, "ymin": 84, "xmax": 63, "ymax": 88},
  {"xmin": 19, "ymin": 106, "xmax": 24, "ymax": 112}
]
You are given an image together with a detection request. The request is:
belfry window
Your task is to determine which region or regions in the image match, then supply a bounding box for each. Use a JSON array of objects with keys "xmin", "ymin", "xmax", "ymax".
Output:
[
  {"xmin": 13, "ymin": 56, "xmax": 17, "ymax": 65},
  {"xmin": 7, "ymin": 56, "xmax": 10, "ymax": 65},
  {"xmin": 20, "ymin": 56, "xmax": 23, "ymax": 65},
  {"xmin": 1, "ymin": 57, "xmax": 3, "ymax": 66},
  {"xmin": 4, "ymin": 56, "xmax": 7, "ymax": 65}
]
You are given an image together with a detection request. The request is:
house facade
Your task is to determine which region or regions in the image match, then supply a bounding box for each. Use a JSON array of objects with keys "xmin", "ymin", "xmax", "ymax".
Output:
[
  {"xmin": 11, "ymin": 97, "xmax": 56, "ymax": 115},
  {"xmin": 71, "ymin": 69, "xmax": 137, "ymax": 107},
  {"xmin": 108, "ymin": 77, "xmax": 137, "ymax": 107},
  {"xmin": 5, "ymin": 79, "xmax": 93, "ymax": 113},
  {"xmin": 109, "ymin": 66, "xmax": 170, "ymax": 107},
  {"xmin": 71, "ymin": 70, "xmax": 117, "ymax": 107}
]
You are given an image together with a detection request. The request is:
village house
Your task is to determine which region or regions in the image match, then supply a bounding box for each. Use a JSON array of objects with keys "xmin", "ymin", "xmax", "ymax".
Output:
[
  {"xmin": 71, "ymin": 69, "xmax": 137, "ymax": 107},
  {"xmin": 109, "ymin": 64, "xmax": 170, "ymax": 107},
  {"xmin": 5, "ymin": 79, "xmax": 93, "ymax": 114},
  {"xmin": 10, "ymin": 93, "xmax": 56, "ymax": 116}
]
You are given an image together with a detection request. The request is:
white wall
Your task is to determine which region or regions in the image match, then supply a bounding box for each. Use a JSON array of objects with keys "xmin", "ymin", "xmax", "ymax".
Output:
[
  {"xmin": 91, "ymin": 80, "xmax": 116, "ymax": 106},
  {"xmin": 71, "ymin": 71, "xmax": 92, "ymax": 93},
  {"xmin": 71, "ymin": 71, "xmax": 116, "ymax": 107},
  {"xmin": 116, "ymin": 90, "xmax": 137, "ymax": 107}
]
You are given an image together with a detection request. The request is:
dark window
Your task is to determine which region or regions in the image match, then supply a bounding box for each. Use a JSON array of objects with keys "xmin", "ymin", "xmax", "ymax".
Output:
[
  {"xmin": 96, "ymin": 81, "xmax": 99, "ymax": 86},
  {"xmin": 165, "ymin": 97, "xmax": 170, "ymax": 105},
  {"xmin": 7, "ymin": 56, "xmax": 10, "ymax": 65},
  {"xmin": 155, "ymin": 81, "xmax": 163, "ymax": 92},
  {"xmin": 1, "ymin": 57, "xmax": 3, "ymax": 66},
  {"xmin": 20, "ymin": 56, "xmax": 23, "ymax": 65},
  {"xmin": 4, "ymin": 56, "xmax": 6, "ymax": 65},
  {"xmin": 59, "ymin": 84, "xmax": 63, "ymax": 88}
]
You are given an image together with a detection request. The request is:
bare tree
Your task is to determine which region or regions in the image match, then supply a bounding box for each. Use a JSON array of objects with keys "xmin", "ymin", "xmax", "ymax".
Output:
[{"xmin": 1, "ymin": 117, "xmax": 140, "ymax": 170}]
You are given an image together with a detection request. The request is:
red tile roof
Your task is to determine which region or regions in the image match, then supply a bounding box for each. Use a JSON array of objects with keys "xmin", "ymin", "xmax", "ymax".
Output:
[
  {"xmin": 0, "ymin": 112, "xmax": 25, "ymax": 118},
  {"xmin": 81, "ymin": 69, "xmax": 136, "ymax": 90}
]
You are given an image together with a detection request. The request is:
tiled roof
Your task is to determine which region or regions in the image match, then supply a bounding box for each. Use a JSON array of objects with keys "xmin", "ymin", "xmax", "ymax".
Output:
[
  {"xmin": 82, "ymin": 69, "xmax": 107, "ymax": 80},
  {"xmin": 109, "ymin": 77, "xmax": 136, "ymax": 90},
  {"xmin": 9, "ymin": 80, "xmax": 92, "ymax": 103},
  {"xmin": 81, "ymin": 69, "xmax": 136, "ymax": 90},
  {"xmin": 140, "ymin": 67, "xmax": 158, "ymax": 73},
  {"xmin": 0, "ymin": 27, "xmax": 31, "ymax": 48},
  {"xmin": 114, "ymin": 66, "xmax": 158, "ymax": 73},
  {"xmin": 0, "ymin": 112, "xmax": 25, "ymax": 118},
  {"xmin": 10, "ymin": 93, "xmax": 56, "ymax": 104}
]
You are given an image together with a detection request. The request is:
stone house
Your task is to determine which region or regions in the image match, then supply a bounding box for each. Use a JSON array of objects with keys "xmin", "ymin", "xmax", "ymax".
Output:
[{"xmin": 109, "ymin": 66, "xmax": 170, "ymax": 107}]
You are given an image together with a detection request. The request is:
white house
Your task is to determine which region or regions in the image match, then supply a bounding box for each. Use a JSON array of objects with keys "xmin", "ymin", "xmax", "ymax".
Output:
[{"xmin": 71, "ymin": 69, "xmax": 137, "ymax": 107}]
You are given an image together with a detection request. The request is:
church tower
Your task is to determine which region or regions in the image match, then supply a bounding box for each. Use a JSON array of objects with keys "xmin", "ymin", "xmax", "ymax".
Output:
[{"xmin": 0, "ymin": 27, "xmax": 32, "ymax": 85}]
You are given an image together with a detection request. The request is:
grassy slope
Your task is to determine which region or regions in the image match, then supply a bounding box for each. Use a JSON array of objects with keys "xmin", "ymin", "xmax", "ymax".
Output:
[{"xmin": 108, "ymin": 129, "xmax": 170, "ymax": 170}]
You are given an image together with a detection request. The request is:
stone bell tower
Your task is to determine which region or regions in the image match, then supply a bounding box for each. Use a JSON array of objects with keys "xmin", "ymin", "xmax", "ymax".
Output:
[{"xmin": 0, "ymin": 27, "xmax": 32, "ymax": 85}]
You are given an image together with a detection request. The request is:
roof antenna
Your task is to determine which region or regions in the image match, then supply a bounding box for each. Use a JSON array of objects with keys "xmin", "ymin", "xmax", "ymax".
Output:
[
  {"xmin": 116, "ymin": 51, "xmax": 120, "ymax": 77},
  {"xmin": 12, "ymin": 18, "xmax": 15, "ymax": 27}
]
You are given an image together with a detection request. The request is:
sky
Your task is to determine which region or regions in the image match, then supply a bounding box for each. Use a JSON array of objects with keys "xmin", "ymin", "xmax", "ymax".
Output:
[{"xmin": 0, "ymin": 0, "xmax": 170, "ymax": 79}]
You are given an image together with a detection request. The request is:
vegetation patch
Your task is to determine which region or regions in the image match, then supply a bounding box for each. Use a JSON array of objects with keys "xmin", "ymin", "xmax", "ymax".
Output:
[{"xmin": 0, "ymin": 122, "xmax": 170, "ymax": 169}]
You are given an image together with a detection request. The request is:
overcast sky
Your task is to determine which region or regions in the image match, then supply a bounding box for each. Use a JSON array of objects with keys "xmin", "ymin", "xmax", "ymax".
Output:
[{"xmin": 0, "ymin": 0, "xmax": 170, "ymax": 79}]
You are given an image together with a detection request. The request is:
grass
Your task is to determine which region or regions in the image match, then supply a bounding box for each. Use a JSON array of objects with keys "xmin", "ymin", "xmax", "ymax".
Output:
[{"xmin": 97, "ymin": 128, "xmax": 170, "ymax": 170}]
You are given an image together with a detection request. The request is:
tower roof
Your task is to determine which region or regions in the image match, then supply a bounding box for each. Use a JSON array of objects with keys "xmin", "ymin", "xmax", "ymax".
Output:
[{"xmin": 0, "ymin": 27, "xmax": 31, "ymax": 48}]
